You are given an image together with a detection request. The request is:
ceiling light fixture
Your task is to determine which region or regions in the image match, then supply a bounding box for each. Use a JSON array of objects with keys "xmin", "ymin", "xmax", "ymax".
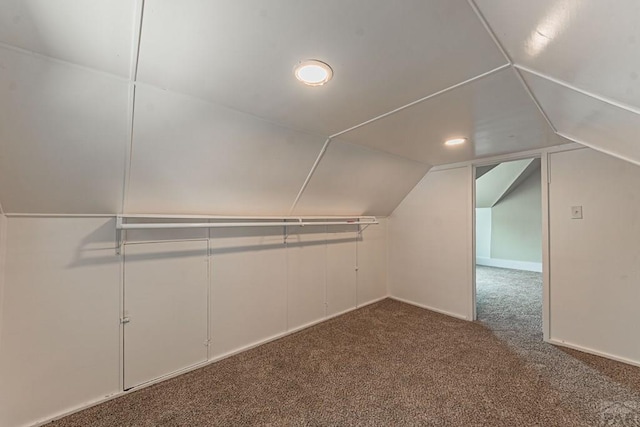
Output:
[
  {"xmin": 444, "ymin": 138, "xmax": 467, "ymax": 146},
  {"xmin": 294, "ymin": 60, "xmax": 333, "ymax": 86}
]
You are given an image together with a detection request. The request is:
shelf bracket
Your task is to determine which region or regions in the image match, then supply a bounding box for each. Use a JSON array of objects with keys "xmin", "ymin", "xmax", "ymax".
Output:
[
  {"xmin": 116, "ymin": 216, "xmax": 123, "ymax": 255},
  {"xmin": 358, "ymin": 223, "xmax": 372, "ymax": 235}
]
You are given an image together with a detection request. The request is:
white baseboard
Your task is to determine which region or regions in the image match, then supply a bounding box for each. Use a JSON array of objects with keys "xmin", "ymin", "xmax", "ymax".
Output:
[
  {"xmin": 389, "ymin": 296, "xmax": 469, "ymax": 320},
  {"xmin": 548, "ymin": 338, "xmax": 640, "ymax": 368},
  {"xmin": 476, "ymin": 257, "xmax": 542, "ymax": 272},
  {"xmin": 211, "ymin": 295, "xmax": 389, "ymax": 362},
  {"xmin": 29, "ymin": 295, "xmax": 389, "ymax": 427}
]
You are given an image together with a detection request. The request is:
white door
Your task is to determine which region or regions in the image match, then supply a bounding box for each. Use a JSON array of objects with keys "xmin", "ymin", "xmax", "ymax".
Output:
[{"xmin": 123, "ymin": 240, "xmax": 208, "ymax": 389}]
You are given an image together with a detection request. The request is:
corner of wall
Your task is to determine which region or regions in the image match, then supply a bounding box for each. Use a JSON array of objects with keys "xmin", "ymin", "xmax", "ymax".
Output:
[
  {"xmin": 382, "ymin": 216, "xmax": 390, "ymax": 298},
  {"xmin": 0, "ymin": 213, "xmax": 7, "ymax": 352}
]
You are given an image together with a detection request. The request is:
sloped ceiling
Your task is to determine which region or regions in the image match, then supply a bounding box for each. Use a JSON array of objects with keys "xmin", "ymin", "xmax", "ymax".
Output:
[
  {"xmin": 474, "ymin": 0, "xmax": 640, "ymax": 165},
  {"xmin": 476, "ymin": 158, "xmax": 540, "ymax": 208},
  {"xmin": 0, "ymin": 0, "xmax": 637, "ymax": 215}
]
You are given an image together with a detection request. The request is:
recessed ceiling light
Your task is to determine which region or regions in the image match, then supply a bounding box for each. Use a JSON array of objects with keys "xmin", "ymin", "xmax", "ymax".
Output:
[
  {"xmin": 444, "ymin": 138, "xmax": 466, "ymax": 146},
  {"xmin": 294, "ymin": 60, "xmax": 333, "ymax": 86}
]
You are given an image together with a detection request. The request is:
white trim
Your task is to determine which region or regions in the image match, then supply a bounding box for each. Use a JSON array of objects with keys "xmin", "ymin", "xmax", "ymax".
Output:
[
  {"xmin": 121, "ymin": 0, "xmax": 145, "ymax": 214},
  {"xmin": 467, "ymin": 165, "xmax": 476, "ymax": 321},
  {"xmin": 476, "ymin": 257, "xmax": 542, "ymax": 272},
  {"xmin": 123, "ymin": 238, "xmax": 209, "ymax": 246},
  {"xmin": 430, "ymin": 142, "xmax": 583, "ymax": 172},
  {"xmin": 466, "ymin": 0, "xmax": 511, "ymax": 62},
  {"xmin": 0, "ymin": 214, "xmax": 7, "ymax": 354},
  {"xmin": 548, "ymin": 338, "xmax": 640, "ymax": 368},
  {"xmin": 555, "ymin": 131, "xmax": 640, "ymax": 168},
  {"xmin": 389, "ymin": 296, "xmax": 468, "ymax": 320},
  {"xmin": 4, "ymin": 213, "xmax": 117, "ymax": 218},
  {"xmin": 26, "ymin": 296, "xmax": 388, "ymax": 427},
  {"xmin": 515, "ymin": 64, "xmax": 640, "ymax": 117},
  {"xmin": 0, "ymin": 42, "xmax": 329, "ymax": 147},
  {"xmin": 123, "ymin": 214, "xmax": 375, "ymax": 220},
  {"xmin": 471, "ymin": 166, "xmax": 478, "ymax": 321},
  {"xmin": 3, "ymin": 213, "xmax": 378, "ymax": 220},
  {"xmin": 541, "ymin": 153, "xmax": 551, "ymax": 341},
  {"xmin": 289, "ymin": 138, "xmax": 332, "ymax": 214},
  {"xmin": 330, "ymin": 64, "xmax": 511, "ymax": 139},
  {"xmin": 466, "ymin": 0, "xmax": 557, "ymax": 132},
  {"xmin": 117, "ymin": 216, "xmax": 377, "ymax": 231},
  {"xmin": 512, "ymin": 67, "xmax": 558, "ymax": 132}
]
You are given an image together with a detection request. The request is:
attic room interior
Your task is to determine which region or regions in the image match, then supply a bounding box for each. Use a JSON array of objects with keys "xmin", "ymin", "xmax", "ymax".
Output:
[{"xmin": 1, "ymin": 1, "xmax": 640, "ymax": 426}]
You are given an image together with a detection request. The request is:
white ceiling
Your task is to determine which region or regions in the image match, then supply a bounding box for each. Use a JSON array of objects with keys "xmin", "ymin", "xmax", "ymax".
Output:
[
  {"xmin": 475, "ymin": 0, "xmax": 640, "ymax": 165},
  {"xmin": 474, "ymin": 0, "xmax": 640, "ymax": 110},
  {"xmin": 126, "ymin": 84, "xmax": 325, "ymax": 215},
  {"xmin": 0, "ymin": 0, "xmax": 135, "ymax": 77},
  {"xmin": 522, "ymin": 71, "xmax": 640, "ymax": 165},
  {"xmin": 136, "ymin": 0, "xmax": 507, "ymax": 135},
  {"xmin": 0, "ymin": 0, "xmax": 639, "ymax": 215},
  {"xmin": 339, "ymin": 68, "xmax": 563, "ymax": 165},
  {"xmin": 0, "ymin": 45, "xmax": 129, "ymax": 214},
  {"xmin": 293, "ymin": 140, "xmax": 430, "ymax": 216}
]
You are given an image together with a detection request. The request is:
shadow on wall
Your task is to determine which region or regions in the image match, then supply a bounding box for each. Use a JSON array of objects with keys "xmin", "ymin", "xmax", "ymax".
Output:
[{"xmin": 69, "ymin": 222, "xmax": 362, "ymax": 267}]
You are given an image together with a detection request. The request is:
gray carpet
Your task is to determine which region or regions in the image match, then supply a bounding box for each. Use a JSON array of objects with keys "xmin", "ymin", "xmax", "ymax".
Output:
[
  {"xmin": 48, "ymin": 267, "xmax": 640, "ymax": 426},
  {"xmin": 476, "ymin": 266, "xmax": 640, "ymax": 426}
]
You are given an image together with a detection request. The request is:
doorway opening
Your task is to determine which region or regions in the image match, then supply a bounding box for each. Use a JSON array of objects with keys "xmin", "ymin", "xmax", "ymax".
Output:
[{"xmin": 473, "ymin": 158, "xmax": 543, "ymax": 339}]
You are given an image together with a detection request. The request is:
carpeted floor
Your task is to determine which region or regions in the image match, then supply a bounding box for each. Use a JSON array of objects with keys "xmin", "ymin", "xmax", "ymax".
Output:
[{"xmin": 49, "ymin": 266, "xmax": 640, "ymax": 426}]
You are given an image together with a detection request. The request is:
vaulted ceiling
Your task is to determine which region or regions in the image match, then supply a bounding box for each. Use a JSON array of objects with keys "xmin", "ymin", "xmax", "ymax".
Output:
[{"xmin": 0, "ymin": 0, "xmax": 638, "ymax": 215}]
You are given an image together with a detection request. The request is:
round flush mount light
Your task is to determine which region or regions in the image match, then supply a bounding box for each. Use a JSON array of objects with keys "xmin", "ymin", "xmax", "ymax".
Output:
[
  {"xmin": 294, "ymin": 60, "xmax": 333, "ymax": 86},
  {"xmin": 444, "ymin": 138, "xmax": 467, "ymax": 146}
]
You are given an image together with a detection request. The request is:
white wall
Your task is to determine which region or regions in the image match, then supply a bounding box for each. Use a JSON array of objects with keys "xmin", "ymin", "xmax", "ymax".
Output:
[
  {"xmin": 0, "ymin": 216, "xmax": 388, "ymax": 427},
  {"xmin": 491, "ymin": 170, "xmax": 542, "ymax": 264},
  {"xmin": 210, "ymin": 226, "xmax": 288, "ymax": 359},
  {"xmin": 548, "ymin": 148, "xmax": 640, "ymax": 365},
  {"xmin": 210, "ymin": 221, "xmax": 387, "ymax": 359},
  {"xmin": 475, "ymin": 208, "xmax": 492, "ymax": 259},
  {"xmin": 388, "ymin": 147, "xmax": 640, "ymax": 366},
  {"xmin": 356, "ymin": 220, "xmax": 388, "ymax": 306},
  {"xmin": 389, "ymin": 167, "xmax": 472, "ymax": 319},
  {"xmin": 0, "ymin": 218, "xmax": 121, "ymax": 427}
]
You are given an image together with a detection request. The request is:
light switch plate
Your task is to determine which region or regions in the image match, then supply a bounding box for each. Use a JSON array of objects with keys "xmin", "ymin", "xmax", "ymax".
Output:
[{"xmin": 571, "ymin": 206, "xmax": 583, "ymax": 219}]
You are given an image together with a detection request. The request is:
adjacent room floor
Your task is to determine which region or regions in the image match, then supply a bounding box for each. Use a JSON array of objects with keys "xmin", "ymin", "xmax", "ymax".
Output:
[{"xmin": 50, "ymin": 269, "xmax": 640, "ymax": 426}]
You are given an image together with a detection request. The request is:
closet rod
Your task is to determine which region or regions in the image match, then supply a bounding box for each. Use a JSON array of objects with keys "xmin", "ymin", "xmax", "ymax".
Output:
[{"xmin": 116, "ymin": 218, "xmax": 378, "ymax": 230}]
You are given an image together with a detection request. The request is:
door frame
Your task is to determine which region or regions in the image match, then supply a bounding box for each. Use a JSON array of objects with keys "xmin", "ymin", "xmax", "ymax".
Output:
[{"xmin": 468, "ymin": 150, "xmax": 552, "ymax": 341}]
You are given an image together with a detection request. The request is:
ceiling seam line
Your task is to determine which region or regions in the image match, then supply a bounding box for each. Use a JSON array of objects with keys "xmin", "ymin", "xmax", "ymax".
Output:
[
  {"xmin": 466, "ymin": 0, "xmax": 558, "ymax": 133},
  {"xmin": 289, "ymin": 138, "xmax": 332, "ymax": 214},
  {"xmin": 466, "ymin": 0, "xmax": 511, "ymax": 63},
  {"xmin": 0, "ymin": 41, "xmax": 130, "ymax": 83},
  {"xmin": 122, "ymin": 85, "xmax": 138, "ymax": 215},
  {"xmin": 515, "ymin": 64, "xmax": 640, "ymax": 117},
  {"xmin": 0, "ymin": 40, "xmax": 326, "ymax": 145},
  {"xmin": 122, "ymin": 0, "xmax": 146, "ymax": 215},
  {"xmin": 554, "ymin": 131, "xmax": 640, "ymax": 168},
  {"xmin": 512, "ymin": 67, "xmax": 558, "ymax": 133},
  {"xmin": 329, "ymin": 63, "xmax": 510, "ymax": 139},
  {"xmin": 131, "ymin": 0, "xmax": 146, "ymax": 82}
]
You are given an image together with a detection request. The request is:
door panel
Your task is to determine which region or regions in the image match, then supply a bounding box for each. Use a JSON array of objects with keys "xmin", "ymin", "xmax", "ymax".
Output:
[{"xmin": 123, "ymin": 240, "xmax": 208, "ymax": 389}]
